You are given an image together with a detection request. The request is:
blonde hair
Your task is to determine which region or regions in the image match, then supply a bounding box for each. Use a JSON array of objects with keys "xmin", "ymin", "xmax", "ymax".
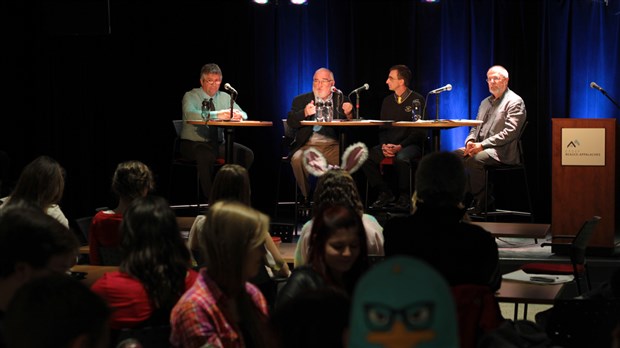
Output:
[{"xmin": 199, "ymin": 201, "xmax": 268, "ymax": 296}]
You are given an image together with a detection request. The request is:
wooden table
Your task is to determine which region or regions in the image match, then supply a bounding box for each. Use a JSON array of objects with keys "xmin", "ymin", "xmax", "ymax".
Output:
[
  {"xmin": 391, "ymin": 119, "xmax": 482, "ymax": 151},
  {"xmin": 71, "ymin": 264, "xmax": 118, "ymax": 287},
  {"xmin": 496, "ymin": 279, "xmax": 565, "ymax": 320},
  {"xmin": 186, "ymin": 120, "xmax": 273, "ymax": 163},
  {"xmin": 470, "ymin": 221, "xmax": 550, "ymax": 242}
]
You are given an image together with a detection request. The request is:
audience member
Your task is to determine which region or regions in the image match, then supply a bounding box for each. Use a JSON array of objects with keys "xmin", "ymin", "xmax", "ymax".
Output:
[
  {"xmin": 286, "ymin": 67, "xmax": 353, "ymax": 200},
  {"xmin": 3, "ymin": 274, "xmax": 110, "ymax": 348},
  {"xmin": 170, "ymin": 201, "xmax": 273, "ymax": 348},
  {"xmin": 0, "ymin": 155, "xmax": 69, "ymax": 228},
  {"xmin": 383, "ymin": 151, "xmax": 501, "ymax": 291},
  {"xmin": 271, "ymin": 288, "xmax": 350, "ymax": 348},
  {"xmin": 277, "ymin": 203, "xmax": 369, "ymax": 309},
  {"xmin": 91, "ymin": 195, "xmax": 198, "ymax": 332},
  {"xmin": 180, "ymin": 63, "xmax": 254, "ymax": 201},
  {"xmin": 0, "ymin": 204, "xmax": 80, "ymax": 345},
  {"xmin": 89, "ymin": 160, "xmax": 155, "ymax": 265},
  {"xmin": 454, "ymin": 65, "xmax": 527, "ymax": 214},
  {"xmin": 294, "ymin": 168, "xmax": 384, "ymax": 267},
  {"xmin": 188, "ymin": 164, "xmax": 290, "ymax": 277},
  {"xmin": 362, "ymin": 64, "xmax": 427, "ymax": 211}
]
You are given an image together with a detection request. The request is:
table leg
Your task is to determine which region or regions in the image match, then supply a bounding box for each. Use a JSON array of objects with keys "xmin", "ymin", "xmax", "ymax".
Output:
[
  {"xmin": 225, "ymin": 128, "xmax": 234, "ymax": 164},
  {"xmin": 431, "ymin": 128, "xmax": 440, "ymax": 152}
]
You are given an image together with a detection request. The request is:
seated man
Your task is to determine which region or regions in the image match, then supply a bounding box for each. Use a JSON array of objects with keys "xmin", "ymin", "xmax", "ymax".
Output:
[
  {"xmin": 180, "ymin": 63, "xmax": 254, "ymax": 202},
  {"xmin": 362, "ymin": 64, "xmax": 427, "ymax": 210},
  {"xmin": 455, "ymin": 65, "xmax": 526, "ymax": 214},
  {"xmin": 383, "ymin": 151, "xmax": 501, "ymax": 292},
  {"xmin": 287, "ymin": 67, "xmax": 353, "ymax": 201}
]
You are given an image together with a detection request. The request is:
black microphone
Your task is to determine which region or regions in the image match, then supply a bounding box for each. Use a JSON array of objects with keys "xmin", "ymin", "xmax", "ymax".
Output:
[
  {"xmin": 224, "ymin": 83, "xmax": 238, "ymax": 95},
  {"xmin": 350, "ymin": 83, "xmax": 370, "ymax": 94},
  {"xmin": 590, "ymin": 82, "xmax": 605, "ymax": 93},
  {"xmin": 429, "ymin": 84, "xmax": 453, "ymax": 94},
  {"xmin": 330, "ymin": 86, "xmax": 343, "ymax": 94}
]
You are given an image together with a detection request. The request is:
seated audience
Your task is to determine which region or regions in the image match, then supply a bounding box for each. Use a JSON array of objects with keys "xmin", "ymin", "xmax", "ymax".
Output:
[
  {"xmin": 277, "ymin": 203, "xmax": 369, "ymax": 309},
  {"xmin": 293, "ymin": 168, "xmax": 384, "ymax": 267},
  {"xmin": 3, "ymin": 274, "xmax": 110, "ymax": 348},
  {"xmin": 89, "ymin": 160, "xmax": 155, "ymax": 265},
  {"xmin": 270, "ymin": 288, "xmax": 350, "ymax": 348},
  {"xmin": 170, "ymin": 201, "xmax": 274, "ymax": 348},
  {"xmin": 91, "ymin": 195, "xmax": 198, "ymax": 332},
  {"xmin": 0, "ymin": 204, "xmax": 80, "ymax": 345},
  {"xmin": 0, "ymin": 155, "xmax": 69, "ymax": 228},
  {"xmin": 383, "ymin": 151, "xmax": 501, "ymax": 291}
]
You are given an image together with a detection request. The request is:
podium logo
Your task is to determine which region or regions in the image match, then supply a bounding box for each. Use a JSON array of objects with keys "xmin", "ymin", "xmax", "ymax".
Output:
[{"xmin": 566, "ymin": 139, "xmax": 580, "ymax": 148}]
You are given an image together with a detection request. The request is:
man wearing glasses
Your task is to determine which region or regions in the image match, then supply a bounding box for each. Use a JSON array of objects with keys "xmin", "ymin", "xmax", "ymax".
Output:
[
  {"xmin": 180, "ymin": 63, "xmax": 254, "ymax": 201},
  {"xmin": 287, "ymin": 67, "xmax": 353, "ymax": 201},
  {"xmin": 456, "ymin": 65, "xmax": 527, "ymax": 214}
]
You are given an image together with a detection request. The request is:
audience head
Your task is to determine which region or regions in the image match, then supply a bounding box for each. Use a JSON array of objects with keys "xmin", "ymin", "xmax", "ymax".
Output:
[
  {"xmin": 7, "ymin": 155, "xmax": 65, "ymax": 210},
  {"xmin": 0, "ymin": 204, "xmax": 79, "ymax": 283},
  {"xmin": 120, "ymin": 195, "xmax": 191, "ymax": 310},
  {"xmin": 208, "ymin": 164, "xmax": 251, "ymax": 206},
  {"xmin": 313, "ymin": 67, "xmax": 336, "ymax": 100},
  {"xmin": 308, "ymin": 203, "xmax": 368, "ymax": 292},
  {"xmin": 312, "ymin": 169, "xmax": 364, "ymax": 217},
  {"xmin": 414, "ymin": 152, "xmax": 466, "ymax": 208},
  {"xmin": 200, "ymin": 201, "xmax": 268, "ymax": 297},
  {"xmin": 111, "ymin": 160, "xmax": 155, "ymax": 201},
  {"xmin": 389, "ymin": 64, "xmax": 412, "ymax": 87},
  {"xmin": 4, "ymin": 274, "xmax": 110, "ymax": 348},
  {"xmin": 271, "ymin": 288, "xmax": 350, "ymax": 348}
]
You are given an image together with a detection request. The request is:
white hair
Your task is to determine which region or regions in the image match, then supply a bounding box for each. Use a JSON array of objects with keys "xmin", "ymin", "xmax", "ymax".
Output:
[{"xmin": 488, "ymin": 65, "xmax": 509, "ymax": 79}]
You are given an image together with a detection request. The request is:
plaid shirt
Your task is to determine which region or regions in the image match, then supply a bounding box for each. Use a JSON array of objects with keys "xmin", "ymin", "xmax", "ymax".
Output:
[{"xmin": 170, "ymin": 269, "xmax": 268, "ymax": 348}]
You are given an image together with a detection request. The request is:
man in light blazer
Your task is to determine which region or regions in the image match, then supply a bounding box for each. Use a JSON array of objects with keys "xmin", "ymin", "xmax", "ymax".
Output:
[{"xmin": 456, "ymin": 65, "xmax": 526, "ymax": 213}]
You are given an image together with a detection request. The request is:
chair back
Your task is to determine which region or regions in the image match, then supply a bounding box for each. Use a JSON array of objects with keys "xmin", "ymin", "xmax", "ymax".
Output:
[
  {"xmin": 74, "ymin": 216, "xmax": 93, "ymax": 244},
  {"xmin": 570, "ymin": 215, "xmax": 601, "ymax": 265},
  {"xmin": 172, "ymin": 119, "xmax": 183, "ymax": 137},
  {"xmin": 451, "ymin": 284, "xmax": 504, "ymax": 348}
]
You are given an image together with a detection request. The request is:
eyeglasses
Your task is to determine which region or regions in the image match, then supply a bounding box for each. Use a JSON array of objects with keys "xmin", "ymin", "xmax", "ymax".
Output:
[
  {"xmin": 486, "ymin": 77, "xmax": 504, "ymax": 83},
  {"xmin": 203, "ymin": 79, "xmax": 222, "ymax": 85},
  {"xmin": 313, "ymin": 79, "xmax": 333, "ymax": 85}
]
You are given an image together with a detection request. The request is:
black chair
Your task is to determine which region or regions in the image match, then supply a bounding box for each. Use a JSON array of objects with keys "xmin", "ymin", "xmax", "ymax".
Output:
[
  {"xmin": 169, "ymin": 120, "xmax": 223, "ymax": 210},
  {"xmin": 480, "ymin": 121, "xmax": 533, "ymax": 221},
  {"xmin": 521, "ymin": 215, "xmax": 601, "ymax": 295}
]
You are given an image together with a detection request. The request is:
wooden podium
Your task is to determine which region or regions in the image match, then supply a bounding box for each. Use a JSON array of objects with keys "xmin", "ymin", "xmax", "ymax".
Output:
[{"xmin": 551, "ymin": 118, "xmax": 616, "ymax": 252}]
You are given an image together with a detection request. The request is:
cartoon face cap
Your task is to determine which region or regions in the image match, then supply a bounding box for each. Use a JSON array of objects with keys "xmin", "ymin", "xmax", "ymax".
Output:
[
  {"xmin": 303, "ymin": 142, "xmax": 368, "ymax": 177},
  {"xmin": 349, "ymin": 256, "xmax": 459, "ymax": 348}
]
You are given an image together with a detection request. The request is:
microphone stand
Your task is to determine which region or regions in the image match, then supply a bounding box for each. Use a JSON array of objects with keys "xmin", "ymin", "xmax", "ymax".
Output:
[
  {"xmin": 597, "ymin": 89, "xmax": 620, "ymax": 110},
  {"xmin": 435, "ymin": 93, "xmax": 440, "ymax": 121},
  {"xmin": 354, "ymin": 91, "xmax": 360, "ymax": 119}
]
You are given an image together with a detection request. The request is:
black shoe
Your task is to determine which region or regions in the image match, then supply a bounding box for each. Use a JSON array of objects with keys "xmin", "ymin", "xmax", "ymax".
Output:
[
  {"xmin": 393, "ymin": 194, "xmax": 411, "ymax": 211},
  {"xmin": 369, "ymin": 191, "xmax": 394, "ymax": 209}
]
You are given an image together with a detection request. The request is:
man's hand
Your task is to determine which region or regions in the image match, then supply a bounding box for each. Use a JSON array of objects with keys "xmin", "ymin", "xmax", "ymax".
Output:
[
  {"xmin": 463, "ymin": 141, "xmax": 483, "ymax": 157},
  {"xmin": 304, "ymin": 100, "xmax": 316, "ymax": 118},
  {"xmin": 342, "ymin": 102, "xmax": 353, "ymax": 119},
  {"xmin": 216, "ymin": 110, "xmax": 243, "ymax": 121},
  {"xmin": 381, "ymin": 144, "xmax": 402, "ymax": 158}
]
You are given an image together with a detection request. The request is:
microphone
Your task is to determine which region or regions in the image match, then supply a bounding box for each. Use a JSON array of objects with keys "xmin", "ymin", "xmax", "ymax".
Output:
[
  {"xmin": 429, "ymin": 84, "xmax": 453, "ymax": 94},
  {"xmin": 224, "ymin": 83, "xmax": 238, "ymax": 95},
  {"xmin": 350, "ymin": 83, "xmax": 370, "ymax": 94},
  {"xmin": 590, "ymin": 82, "xmax": 605, "ymax": 93},
  {"xmin": 330, "ymin": 86, "xmax": 343, "ymax": 94}
]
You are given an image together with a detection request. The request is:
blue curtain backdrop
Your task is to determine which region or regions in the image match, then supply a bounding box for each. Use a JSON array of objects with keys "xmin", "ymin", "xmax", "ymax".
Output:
[{"xmin": 2, "ymin": 0, "xmax": 619, "ymax": 221}]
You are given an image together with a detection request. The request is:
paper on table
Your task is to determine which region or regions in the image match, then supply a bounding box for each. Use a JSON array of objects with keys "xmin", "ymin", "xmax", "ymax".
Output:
[{"xmin": 502, "ymin": 269, "xmax": 574, "ymax": 284}]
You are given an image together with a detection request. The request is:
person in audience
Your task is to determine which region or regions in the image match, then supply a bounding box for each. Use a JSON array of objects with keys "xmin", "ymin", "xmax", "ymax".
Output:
[
  {"xmin": 277, "ymin": 203, "xmax": 369, "ymax": 309},
  {"xmin": 188, "ymin": 164, "xmax": 290, "ymax": 277},
  {"xmin": 170, "ymin": 201, "xmax": 274, "ymax": 348},
  {"xmin": 0, "ymin": 204, "xmax": 80, "ymax": 345},
  {"xmin": 270, "ymin": 288, "xmax": 350, "ymax": 348},
  {"xmin": 383, "ymin": 151, "xmax": 501, "ymax": 291},
  {"xmin": 91, "ymin": 195, "xmax": 198, "ymax": 332},
  {"xmin": 0, "ymin": 155, "xmax": 69, "ymax": 228},
  {"xmin": 293, "ymin": 169, "xmax": 384, "ymax": 267},
  {"xmin": 88, "ymin": 160, "xmax": 155, "ymax": 265},
  {"xmin": 3, "ymin": 274, "xmax": 110, "ymax": 348}
]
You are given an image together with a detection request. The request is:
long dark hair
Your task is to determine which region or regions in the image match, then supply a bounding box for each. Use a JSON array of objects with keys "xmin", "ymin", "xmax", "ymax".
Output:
[
  {"xmin": 307, "ymin": 203, "xmax": 368, "ymax": 295},
  {"xmin": 7, "ymin": 156, "xmax": 65, "ymax": 210},
  {"xmin": 119, "ymin": 195, "xmax": 191, "ymax": 313},
  {"xmin": 208, "ymin": 164, "xmax": 251, "ymax": 206}
]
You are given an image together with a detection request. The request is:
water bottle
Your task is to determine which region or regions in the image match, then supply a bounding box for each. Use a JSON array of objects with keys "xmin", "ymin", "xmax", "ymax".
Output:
[
  {"xmin": 324, "ymin": 101, "xmax": 333, "ymax": 122},
  {"xmin": 412, "ymin": 99, "xmax": 421, "ymax": 121},
  {"xmin": 315, "ymin": 101, "xmax": 326, "ymax": 122},
  {"xmin": 201, "ymin": 99, "xmax": 209, "ymax": 121}
]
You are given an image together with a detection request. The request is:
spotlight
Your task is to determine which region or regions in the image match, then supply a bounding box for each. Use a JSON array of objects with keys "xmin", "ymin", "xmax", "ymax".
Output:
[
  {"xmin": 290, "ymin": 0, "xmax": 307, "ymax": 4},
  {"xmin": 253, "ymin": 0, "xmax": 269, "ymax": 4}
]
